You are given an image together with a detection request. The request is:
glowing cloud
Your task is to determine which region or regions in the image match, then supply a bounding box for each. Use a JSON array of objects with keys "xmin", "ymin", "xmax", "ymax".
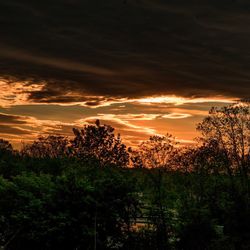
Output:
[
  {"xmin": 135, "ymin": 96, "xmax": 236, "ymax": 105},
  {"xmin": 162, "ymin": 113, "xmax": 192, "ymax": 119},
  {"xmin": 76, "ymin": 114, "xmax": 157, "ymax": 136},
  {"xmin": 0, "ymin": 80, "xmax": 44, "ymax": 107}
]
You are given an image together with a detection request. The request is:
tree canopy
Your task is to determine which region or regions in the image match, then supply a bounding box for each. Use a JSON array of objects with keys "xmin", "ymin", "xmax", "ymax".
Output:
[{"xmin": 0, "ymin": 103, "xmax": 249, "ymax": 249}]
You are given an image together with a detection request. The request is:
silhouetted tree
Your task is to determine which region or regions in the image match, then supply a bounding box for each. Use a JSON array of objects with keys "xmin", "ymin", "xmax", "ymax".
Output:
[
  {"xmin": 0, "ymin": 139, "xmax": 22, "ymax": 178},
  {"xmin": 197, "ymin": 104, "xmax": 250, "ymax": 179},
  {"xmin": 71, "ymin": 120, "xmax": 129, "ymax": 167},
  {"xmin": 132, "ymin": 135, "xmax": 177, "ymax": 169},
  {"xmin": 21, "ymin": 135, "xmax": 71, "ymax": 159},
  {"xmin": 128, "ymin": 147, "xmax": 144, "ymax": 168},
  {"xmin": 168, "ymin": 146, "xmax": 196, "ymax": 173},
  {"xmin": 196, "ymin": 104, "xmax": 250, "ymax": 249},
  {"xmin": 0, "ymin": 139, "xmax": 13, "ymax": 156}
]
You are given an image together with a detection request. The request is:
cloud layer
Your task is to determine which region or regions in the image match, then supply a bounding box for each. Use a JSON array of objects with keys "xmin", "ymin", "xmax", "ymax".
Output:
[
  {"xmin": 0, "ymin": 0, "xmax": 249, "ymax": 147},
  {"xmin": 0, "ymin": 0, "xmax": 250, "ymax": 104}
]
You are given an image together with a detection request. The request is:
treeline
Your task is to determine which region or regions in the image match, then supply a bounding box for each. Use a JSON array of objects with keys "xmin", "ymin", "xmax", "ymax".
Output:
[{"xmin": 0, "ymin": 104, "xmax": 249, "ymax": 249}]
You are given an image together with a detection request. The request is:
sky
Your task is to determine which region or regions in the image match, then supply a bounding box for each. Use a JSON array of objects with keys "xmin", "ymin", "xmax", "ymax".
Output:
[{"xmin": 0, "ymin": 0, "xmax": 249, "ymax": 148}]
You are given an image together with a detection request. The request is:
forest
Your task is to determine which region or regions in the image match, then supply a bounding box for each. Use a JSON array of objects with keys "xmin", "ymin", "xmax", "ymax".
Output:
[{"xmin": 0, "ymin": 104, "xmax": 249, "ymax": 250}]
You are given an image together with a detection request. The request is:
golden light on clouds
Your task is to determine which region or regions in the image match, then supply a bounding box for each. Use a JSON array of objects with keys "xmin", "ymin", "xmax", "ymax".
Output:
[
  {"xmin": 162, "ymin": 113, "xmax": 192, "ymax": 119},
  {"xmin": 0, "ymin": 80, "xmax": 241, "ymax": 148},
  {"xmin": 77, "ymin": 114, "xmax": 158, "ymax": 136},
  {"xmin": 0, "ymin": 80, "xmax": 44, "ymax": 107},
  {"xmin": 0, "ymin": 80, "xmax": 236, "ymax": 109},
  {"xmin": 135, "ymin": 96, "xmax": 236, "ymax": 105}
]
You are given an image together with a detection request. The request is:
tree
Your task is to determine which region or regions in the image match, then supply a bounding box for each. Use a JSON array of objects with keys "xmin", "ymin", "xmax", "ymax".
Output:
[
  {"xmin": 0, "ymin": 139, "xmax": 13, "ymax": 153},
  {"xmin": 168, "ymin": 146, "xmax": 196, "ymax": 173},
  {"xmin": 0, "ymin": 139, "xmax": 13, "ymax": 160},
  {"xmin": 0, "ymin": 166, "xmax": 140, "ymax": 250},
  {"xmin": 20, "ymin": 135, "xmax": 71, "ymax": 159},
  {"xmin": 197, "ymin": 104, "xmax": 250, "ymax": 187},
  {"xmin": 71, "ymin": 120, "xmax": 129, "ymax": 167},
  {"xmin": 91, "ymin": 167, "xmax": 140, "ymax": 249},
  {"xmin": 131, "ymin": 135, "xmax": 177, "ymax": 169},
  {"xmin": 194, "ymin": 140, "xmax": 231, "ymax": 174},
  {"xmin": 130, "ymin": 135, "xmax": 177, "ymax": 250},
  {"xmin": 197, "ymin": 104, "xmax": 250, "ymax": 249},
  {"xmin": 0, "ymin": 139, "xmax": 22, "ymax": 178}
]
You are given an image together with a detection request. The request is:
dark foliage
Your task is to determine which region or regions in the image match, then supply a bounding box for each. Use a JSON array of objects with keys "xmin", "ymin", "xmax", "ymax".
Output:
[{"xmin": 0, "ymin": 104, "xmax": 249, "ymax": 249}]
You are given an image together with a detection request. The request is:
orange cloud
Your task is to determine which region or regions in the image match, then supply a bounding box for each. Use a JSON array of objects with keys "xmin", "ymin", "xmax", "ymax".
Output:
[
  {"xmin": 0, "ymin": 80, "xmax": 237, "ymax": 109},
  {"xmin": 162, "ymin": 113, "xmax": 192, "ymax": 119}
]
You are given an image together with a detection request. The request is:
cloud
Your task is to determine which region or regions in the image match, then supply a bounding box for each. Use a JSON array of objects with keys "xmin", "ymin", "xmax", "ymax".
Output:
[
  {"xmin": 0, "ymin": 125, "xmax": 32, "ymax": 135},
  {"xmin": 0, "ymin": 112, "xmax": 75, "ymax": 140},
  {"xmin": 135, "ymin": 96, "xmax": 235, "ymax": 105},
  {"xmin": 0, "ymin": 111, "xmax": 159, "ymax": 146},
  {"xmin": 74, "ymin": 111, "xmax": 196, "ymax": 145},
  {"xmin": 162, "ymin": 113, "xmax": 192, "ymax": 119},
  {"xmin": 0, "ymin": 80, "xmax": 235, "ymax": 108},
  {"xmin": 0, "ymin": 113, "xmax": 28, "ymax": 124},
  {"xmin": 0, "ymin": 0, "xmax": 249, "ymax": 104},
  {"xmin": 77, "ymin": 114, "xmax": 157, "ymax": 136},
  {"xmin": 0, "ymin": 80, "xmax": 44, "ymax": 107},
  {"xmin": 104, "ymin": 114, "xmax": 160, "ymax": 121},
  {"xmin": 1, "ymin": 0, "xmax": 250, "ymax": 147}
]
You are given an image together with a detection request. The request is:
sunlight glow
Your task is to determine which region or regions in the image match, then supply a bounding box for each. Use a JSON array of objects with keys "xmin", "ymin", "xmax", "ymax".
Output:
[
  {"xmin": 162, "ymin": 113, "xmax": 192, "ymax": 119},
  {"xmin": 0, "ymin": 80, "xmax": 44, "ymax": 107},
  {"xmin": 135, "ymin": 95, "xmax": 235, "ymax": 105}
]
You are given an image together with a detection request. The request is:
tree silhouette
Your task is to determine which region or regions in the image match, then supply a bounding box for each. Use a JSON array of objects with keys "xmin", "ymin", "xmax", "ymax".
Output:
[
  {"xmin": 71, "ymin": 120, "xmax": 129, "ymax": 167},
  {"xmin": 21, "ymin": 135, "xmax": 70, "ymax": 159},
  {"xmin": 0, "ymin": 139, "xmax": 13, "ymax": 156},
  {"xmin": 132, "ymin": 135, "xmax": 177, "ymax": 169},
  {"xmin": 197, "ymin": 104, "xmax": 250, "ymax": 185}
]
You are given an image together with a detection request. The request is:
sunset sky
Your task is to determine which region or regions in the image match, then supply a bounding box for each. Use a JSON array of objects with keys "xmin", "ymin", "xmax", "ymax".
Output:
[{"xmin": 0, "ymin": 0, "xmax": 249, "ymax": 148}]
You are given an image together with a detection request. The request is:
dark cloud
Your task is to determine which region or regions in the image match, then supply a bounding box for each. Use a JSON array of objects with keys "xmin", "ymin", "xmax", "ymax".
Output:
[
  {"xmin": 0, "ymin": 125, "xmax": 31, "ymax": 135},
  {"xmin": 0, "ymin": 0, "xmax": 250, "ymax": 102},
  {"xmin": 0, "ymin": 113, "xmax": 27, "ymax": 124},
  {"xmin": 0, "ymin": 112, "xmax": 76, "ymax": 138},
  {"xmin": 0, "ymin": 113, "xmax": 37, "ymax": 136}
]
